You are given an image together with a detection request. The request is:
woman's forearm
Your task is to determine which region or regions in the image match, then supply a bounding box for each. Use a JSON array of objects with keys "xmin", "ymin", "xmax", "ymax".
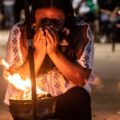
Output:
[{"xmin": 48, "ymin": 50, "xmax": 91, "ymax": 86}]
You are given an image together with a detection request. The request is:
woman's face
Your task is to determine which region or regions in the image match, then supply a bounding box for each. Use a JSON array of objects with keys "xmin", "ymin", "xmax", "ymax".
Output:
[{"xmin": 35, "ymin": 7, "xmax": 65, "ymax": 31}]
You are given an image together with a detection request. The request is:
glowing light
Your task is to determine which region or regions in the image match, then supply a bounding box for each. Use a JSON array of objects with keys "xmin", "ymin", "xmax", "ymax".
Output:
[
  {"xmin": 6, "ymin": 72, "xmax": 31, "ymax": 91},
  {"xmin": 0, "ymin": 58, "xmax": 9, "ymax": 69},
  {"xmin": 0, "ymin": 58, "xmax": 48, "ymax": 99}
]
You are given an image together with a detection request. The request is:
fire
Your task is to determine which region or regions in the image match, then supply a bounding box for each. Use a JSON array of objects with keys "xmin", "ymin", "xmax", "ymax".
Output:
[
  {"xmin": 0, "ymin": 58, "xmax": 48, "ymax": 100},
  {"xmin": 0, "ymin": 57, "xmax": 9, "ymax": 69},
  {"xmin": 6, "ymin": 72, "xmax": 31, "ymax": 91}
]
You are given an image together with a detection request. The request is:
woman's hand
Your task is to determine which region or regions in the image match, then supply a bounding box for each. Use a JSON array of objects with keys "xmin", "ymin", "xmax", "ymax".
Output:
[
  {"xmin": 45, "ymin": 28, "xmax": 59, "ymax": 55},
  {"xmin": 33, "ymin": 28, "xmax": 47, "ymax": 55}
]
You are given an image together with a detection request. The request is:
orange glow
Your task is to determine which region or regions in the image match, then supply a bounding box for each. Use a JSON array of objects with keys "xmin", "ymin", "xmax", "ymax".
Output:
[
  {"xmin": 6, "ymin": 72, "xmax": 31, "ymax": 91},
  {"xmin": 0, "ymin": 57, "xmax": 9, "ymax": 69},
  {"xmin": 0, "ymin": 58, "xmax": 48, "ymax": 99}
]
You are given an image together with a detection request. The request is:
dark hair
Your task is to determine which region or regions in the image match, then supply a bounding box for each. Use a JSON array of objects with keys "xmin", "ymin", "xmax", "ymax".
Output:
[
  {"xmin": 32, "ymin": 0, "xmax": 75, "ymax": 29},
  {"xmin": 30, "ymin": 0, "xmax": 77, "ymax": 74}
]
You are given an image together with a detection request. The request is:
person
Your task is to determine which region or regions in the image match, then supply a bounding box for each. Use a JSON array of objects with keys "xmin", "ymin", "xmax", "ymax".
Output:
[
  {"xmin": 14, "ymin": 0, "xmax": 30, "ymax": 23},
  {"xmin": 72, "ymin": 0, "xmax": 98, "ymax": 23},
  {"xmin": 2, "ymin": 0, "xmax": 15, "ymax": 28},
  {"xmin": 4, "ymin": 0, "xmax": 94, "ymax": 119},
  {"xmin": 98, "ymin": 0, "xmax": 118, "ymax": 43},
  {"xmin": 0, "ymin": 0, "xmax": 4, "ymax": 28},
  {"xmin": 111, "ymin": 9, "xmax": 120, "ymax": 51}
]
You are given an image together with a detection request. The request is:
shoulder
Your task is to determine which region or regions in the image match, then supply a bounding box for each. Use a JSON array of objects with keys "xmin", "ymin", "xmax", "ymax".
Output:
[
  {"xmin": 10, "ymin": 21, "xmax": 24, "ymax": 35},
  {"xmin": 8, "ymin": 21, "xmax": 24, "ymax": 40},
  {"xmin": 7, "ymin": 21, "xmax": 24, "ymax": 46},
  {"xmin": 76, "ymin": 19, "xmax": 94, "ymax": 41}
]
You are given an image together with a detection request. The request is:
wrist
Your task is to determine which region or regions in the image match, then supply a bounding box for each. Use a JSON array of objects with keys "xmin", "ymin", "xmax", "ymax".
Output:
[
  {"xmin": 34, "ymin": 50, "xmax": 46, "ymax": 56},
  {"xmin": 48, "ymin": 49, "xmax": 60, "ymax": 58}
]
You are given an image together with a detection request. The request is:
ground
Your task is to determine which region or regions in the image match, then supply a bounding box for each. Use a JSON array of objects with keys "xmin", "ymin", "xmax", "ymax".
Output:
[{"xmin": 0, "ymin": 30, "xmax": 120, "ymax": 120}]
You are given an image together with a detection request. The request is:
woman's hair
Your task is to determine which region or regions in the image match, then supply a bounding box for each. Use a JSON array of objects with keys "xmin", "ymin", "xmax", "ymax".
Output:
[
  {"xmin": 31, "ymin": 0, "xmax": 75, "ymax": 29},
  {"xmin": 29, "ymin": 0, "xmax": 77, "ymax": 74}
]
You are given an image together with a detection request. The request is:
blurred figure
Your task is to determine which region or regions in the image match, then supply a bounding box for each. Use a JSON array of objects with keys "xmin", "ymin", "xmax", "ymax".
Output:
[
  {"xmin": 72, "ymin": 0, "xmax": 99, "ymax": 42},
  {"xmin": 14, "ymin": 0, "xmax": 24, "ymax": 23},
  {"xmin": 98, "ymin": 0, "xmax": 118, "ymax": 43},
  {"xmin": 2, "ymin": 0, "xmax": 15, "ymax": 28},
  {"xmin": 0, "ymin": 0, "xmax": 4, "ymax": 28},
  {"xmin": 112, "ymin": 9, "xmax": 120, "ymax": 51},
  {"xmin": 72, "ymin": 0, "xmax": 98, "ymax": 23},
  {"xmin": 116, "ymin": 10, "xmax": 120, "ymax": 29},
  {"xmin": 14, "ymin": 0, "xmax": 32, "ymax": 23}
]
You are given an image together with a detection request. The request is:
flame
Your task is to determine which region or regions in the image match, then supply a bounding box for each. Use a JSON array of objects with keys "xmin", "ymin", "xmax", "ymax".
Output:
[
  {"xmin": 0, "ymin": 57, "xmax": 9, "ymax": 69},
  {"xmin": 0, "ymin": 58, "xmax": 48, "ymax": 99},
  {"xmin": 6, "ymin": 72, "xmax": 31, "ymax": 91},
  {"xmin": 5, "ymin": 69, "xmax": 47, "ymax": 95}
]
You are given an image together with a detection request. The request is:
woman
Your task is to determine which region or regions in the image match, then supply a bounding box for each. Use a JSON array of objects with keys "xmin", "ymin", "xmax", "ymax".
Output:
[{"xmin": 4, "ymin": 0, "xmax": 94, "ymax": 119}]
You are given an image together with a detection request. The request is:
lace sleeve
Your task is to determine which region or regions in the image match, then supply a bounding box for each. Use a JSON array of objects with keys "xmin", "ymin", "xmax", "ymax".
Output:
[
  {"xmin": 4, "ymin": 23, "xmax": 23, "ymax": 105},
  {"xmin": 6, "ymin": 28, "xmax": 14, "ymax": 65},
  {"xmin": 76, "ymin": 25, "xmax": 94, "ymax": 70},
  {"xmin": 6, "ymin": 23, "xmax": 23, "ymax": 66}
]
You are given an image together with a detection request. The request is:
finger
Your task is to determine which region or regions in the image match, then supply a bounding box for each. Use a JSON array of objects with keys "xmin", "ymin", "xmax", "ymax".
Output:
[
  {"xmin": 47, "ymin": 28, "xmax": 59, "ymax": 45},
  {"xmin": 34, "ymin": 28, "xmax": 43, "ymax": 43},
  {"xmin": 45, "ymin": 29, "xmax": 56, "ymax": 45},
  {"xmin": 34, "ymin": 31, "xmax": 40, "ymax": 43},
  {"xmin": 40, "ymin": 29, "xmax": 46, "ymax": 43},
  {"xmin": 46, "ymin": 28, "xmax": 56, "ymax": 41}
]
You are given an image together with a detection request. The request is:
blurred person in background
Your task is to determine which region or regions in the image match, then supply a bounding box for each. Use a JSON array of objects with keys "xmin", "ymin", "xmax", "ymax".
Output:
[
  {"xmin": 2, "ymin": 0, "xmax": 15, "ymax": 28},
  {"xmin": 72, "ymin": 0, "xmax": 98, "ymax": 42},
  {"xmin": 98, "ymin": 0, "xmax": 118, "ymax": 43},
  {"xmin": 72, "ymin": 0, "xmax": 98, "ymax": 24},
  {"xmin": 116, "ymin": 10, "xmax": 120, "ymax": 29},
  {"xmin": 4, "ymin": 0, "xmax": 94, "ymax": 119},
  {"xmin": 14, "ymin": 0, "xmax": 25, "ymax": 23},
  {"xmin": 0, "ymin": 0, "xmax": 4, "ymax": 28},
  {"xmin": 111, "ymin": 9, "xmax": 120, "ymax": 51},
  {"xmin": 14, "ymin": 0, "xmax": 32, "ymax": 23}
]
